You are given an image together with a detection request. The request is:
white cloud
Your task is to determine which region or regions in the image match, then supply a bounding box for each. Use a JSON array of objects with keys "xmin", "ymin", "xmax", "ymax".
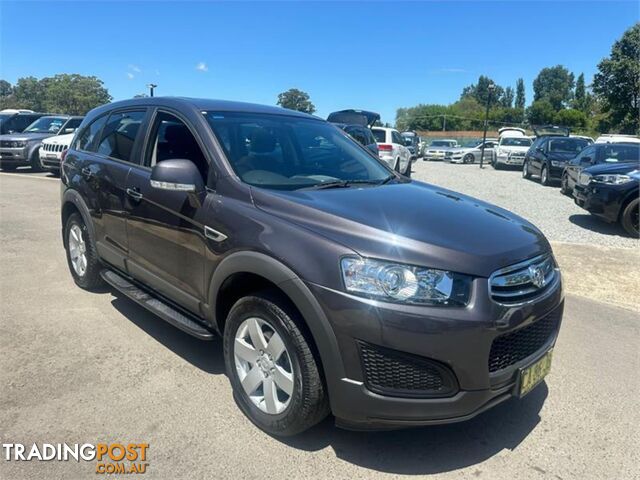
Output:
[
  {"xmin": 195, "ymin": 62, "xmax": 208, "ymax": 72},
  {"xmin": 126, "ymin": 72, "xmax": 135, "ymax": 79},
  {"xmin": 128, "ymin": 64, "xmax": 141, "ymax": 73}
]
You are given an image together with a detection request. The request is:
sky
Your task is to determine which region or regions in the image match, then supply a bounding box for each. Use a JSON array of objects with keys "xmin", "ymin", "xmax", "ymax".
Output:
[{"xmin": 1, "ymin": 1, "xmax": 637, "ymax": 123}]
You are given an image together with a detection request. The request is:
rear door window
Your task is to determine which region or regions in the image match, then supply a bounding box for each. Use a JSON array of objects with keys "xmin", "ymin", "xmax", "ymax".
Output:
[
  {"xmin": 372, "ymin": 129, "xmax": 386, "ymax": 143},
  {"xmin": 96, "ymin": 110, "xmax": 146, "ymax": 163}
]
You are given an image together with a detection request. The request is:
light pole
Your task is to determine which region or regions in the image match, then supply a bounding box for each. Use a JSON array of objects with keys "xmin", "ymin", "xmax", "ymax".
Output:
[
  {"xmin": 479, "ymin": 83, "xmax": 495, "ymax": 169},
  {"xmin": 147, "ymin": 83, "xmax": 157, "ymax": 97}
]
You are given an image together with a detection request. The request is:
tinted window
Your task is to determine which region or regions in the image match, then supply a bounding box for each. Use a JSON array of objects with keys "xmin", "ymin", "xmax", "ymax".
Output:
[
  {"xmin": 76, "ymin": 115, "xmax": 108, "ymax": 152},
  {"xmin": 363, "ymin": 129, "xmax": 376, "ymax": 146},
  {"xmin": 345, "ymin": 126, "xmax": 367, "ymax": 146},
  {"xmin": 97, "ymin": 111, "xmax": 145, "ymax": 162},
  {"xmin": 599, "ymin": 144, "xmax": 640, "ymax": 163},
  {"xmin": 392, "ymin": 131, "xmax": 403, "ymax": 145},
  {"xmin": 547, "ymin": 137, "xmax": 590, "ymax": 153},
  {"xmin": 372, "ymin": 129, "xmax": 387, "ymax": 143},
  {"xmin": 205, "ymin": 112, "xmax": 391, "ymax": 190},
  {"xmin": 147, "ymin": 112, "xmax": 208, "ymax": 180}
]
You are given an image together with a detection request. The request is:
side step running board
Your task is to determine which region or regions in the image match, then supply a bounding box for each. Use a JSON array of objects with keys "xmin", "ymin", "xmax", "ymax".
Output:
[{"xmin": 100, "ymin": 269, "xmax": 215, "ymax": 341}]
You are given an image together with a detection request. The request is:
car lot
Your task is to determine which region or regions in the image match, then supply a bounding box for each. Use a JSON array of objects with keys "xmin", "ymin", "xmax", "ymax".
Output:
[{"xmin": 1, "ymin": 171, "xmax": 638, "ymax": 480}]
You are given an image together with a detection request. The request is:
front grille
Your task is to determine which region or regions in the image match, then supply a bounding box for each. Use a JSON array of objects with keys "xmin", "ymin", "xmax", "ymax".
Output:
[
  {"xmin": 490, "ymin": 254, "xmax": 558, "ymax": 304},
  {"xmin": 358, "ymin": 342, "xmax": 458, "ymax": 398},
  {"xmin": 488, "ymin": 308, "xmax": 560, "ymax": 373}
]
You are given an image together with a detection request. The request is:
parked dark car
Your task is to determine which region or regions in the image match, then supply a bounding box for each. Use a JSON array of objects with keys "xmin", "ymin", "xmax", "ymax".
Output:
[
  {"xmin": 573, "ymin": 161, "xmax": 639, "ymax": 237},
  {"xmin": 0, "ymin": 111, "xmax": 47, "ymax": 135},
  {"xmin": 327, "ymin": 109, "xmax": 379, "ymax": 156},
  {"xmin": 401, "ymin": 131, "xmax": 420, "ymax": 159},
  {"xmin": 61, "ymin": 97, "xmax": 563, "ymax": 436},
  {"xmin": 523, "ymin": 127, "xmax": 593, "ymax": 186},
  {"xmin": 0, "ymin": 115, "xmax": 83, "ymax": 171},
  {"xmin": 561, "ymin": 142, "xmax": 640, "ymax": 195}
]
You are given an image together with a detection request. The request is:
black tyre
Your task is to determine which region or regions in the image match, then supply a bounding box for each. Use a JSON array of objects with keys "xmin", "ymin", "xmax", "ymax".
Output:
[
  {"xmin": 30, "ymin": 148, "xmax": 43, "ymax": 172},
  {"xmin": 540, "ymin": 165, "xmax": 550, "ymax": 186},
  {"xmin": 560, "ymin": 174, "xmax": 570, "ymax": 195},
  {"xmin": 463, "ymin": 153, "xmax": 474, "ymax": 164},
  {"xmin": 621, "ymin": 198, "xmax": 639, "ymax": 238},
  {"xmin": 223, "ymin": 293, "xmax": 329, "ymax": 436},
  {"xmin": 522, "ymin": 161, "xmax": 531, "ymax": 179},
  {"xmin": 403, "ymin": 159, "xmax": 412, "ymax": 177},
  {"xmin": 64, "ymin": 213, "xmax": 104, "ymax": 290}
]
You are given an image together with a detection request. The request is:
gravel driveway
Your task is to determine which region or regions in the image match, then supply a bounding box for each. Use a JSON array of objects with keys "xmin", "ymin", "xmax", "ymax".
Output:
[{"xmin": 411, "ymin": 161, "xmax": 638, "ymax": 248}]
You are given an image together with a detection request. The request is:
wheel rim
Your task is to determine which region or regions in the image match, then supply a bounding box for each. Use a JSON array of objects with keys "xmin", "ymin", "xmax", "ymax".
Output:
[
  {"xmin": 523, "ymin": 163, "xmax": 527, "ymax": 176},
  {"xmin": 68, "ymin": 224, "xmax": 88, "ymax": 277},
  {"xmin": 542, "ymin": 168, "xmax": 547, "ymax": 184},
  {"xmin": 465, "ymin": 154, "xmax": 473, "ymax": 163},
  {"xmin": 234, "ymin": 317, "xmax": 294, "ymax": 415}
]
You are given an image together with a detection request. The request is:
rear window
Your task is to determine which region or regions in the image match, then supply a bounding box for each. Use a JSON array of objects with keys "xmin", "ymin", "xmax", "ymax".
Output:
[
  {"xmin": 372, "ymin": 129, "xmax": 387, "ymax": 143},
  {"xmin": 548, "ymin": 137, "xmax": 590, "ymax": 153}
]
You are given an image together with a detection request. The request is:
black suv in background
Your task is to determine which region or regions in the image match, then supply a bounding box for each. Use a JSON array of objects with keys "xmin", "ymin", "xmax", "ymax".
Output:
[
  {"xmin": 0, "ymin": 110, "xmax": 47, "ymax": 135},
  {"xmin": 573, "ymin": 160, "xmax": 640, "ymax": 237},
  {"xmin": 561, "ymin": 142, "xmax": 640, "ymax": 195},
  {"xmin": 327, "ymin": 109, "xmax": 379, "ymax": 156},
  {"xmin": 523, "ymin": 126, "xmax": 593, "ymax": 186},
  {"xmin": 61, "ymin": 97, "xmax": 563, "ymax": 436}
]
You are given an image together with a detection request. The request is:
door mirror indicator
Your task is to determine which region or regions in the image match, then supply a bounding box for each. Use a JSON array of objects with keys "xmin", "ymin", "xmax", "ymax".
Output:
[{"xmin": 150, "ymin": 159, "xmax": 205, "ymax": 207}]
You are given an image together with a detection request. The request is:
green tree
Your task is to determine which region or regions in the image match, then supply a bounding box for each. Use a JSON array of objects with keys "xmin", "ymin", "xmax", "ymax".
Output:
[
  {"xmin": 43, "ymin": 74, "xmax": 111, "ymax": 115},
  {"xmin": 13, "ymin": 76, "xmax": 49, "ymax": 111},
  {"xmin": 533, "ymin": 65, "xmax": 575, "ymax": 110},
  {"xmin": 501, "ymin": 87, "xmax": 514, "ymax": 108},
  {"xmin": 554, "ymin": 108, "xmax": 588, "ymax": 129},
  {"xmin": 573, "ymin": 73, "xmax": 587, "ymax": 111},
  {"xmin": 515, "ymin": 78, "xmax": 526, "ymax": 110},
  {"xmin": 0, "ymin": 80, "xmax": 17, "ymax": 109},
  {"xmin": 461, "ymin": 75, "xmax": 504, "ymax": 106},
  {"xmin": 276, "ymin": 88, "xmax": 315, "ymax": 114},
  {"xmin": 0, "ymin": 80, "xmax": 13, "ymax": 98},
  {"xmin": 592, "ymin": 23, "xmax": 640, "ymax": 134},
  {"xmin": 527, "ymin": 100, "xmax": 556, "ymax": 125}
]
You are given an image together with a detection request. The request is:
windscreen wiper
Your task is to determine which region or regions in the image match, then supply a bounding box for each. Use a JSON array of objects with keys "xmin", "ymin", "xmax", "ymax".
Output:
[{"xmin": 300, "ymin": 178, "xmax": 394, "ymax": 190}]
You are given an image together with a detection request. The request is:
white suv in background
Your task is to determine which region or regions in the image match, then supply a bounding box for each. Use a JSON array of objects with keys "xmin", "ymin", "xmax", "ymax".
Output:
[
  {"xmin": 39, "ymin": 132, "xmax": 75, "ymax": 174},
  {"xmin": 371, "ymin": 126, "xmax": 412, "ymax": 176},
  {"xmin": 492, "ymin": 127, "xmax": 532, "ymax": 169}
]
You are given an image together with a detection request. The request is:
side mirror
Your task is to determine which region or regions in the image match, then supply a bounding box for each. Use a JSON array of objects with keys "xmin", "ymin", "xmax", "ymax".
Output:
[
  {"xmin": 536, "ymin": 146, "xmax": 545, "ymax": 153},
  {"xmin": 150, "ymin": 159, "xmax": 205, "ymax": 207},
  {"xmin": 63, "ymin": 127, "xmax": 75, "ymax": 134}
]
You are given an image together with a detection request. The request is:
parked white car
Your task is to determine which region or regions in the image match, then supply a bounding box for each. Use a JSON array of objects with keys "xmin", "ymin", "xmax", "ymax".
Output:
[
  {"xmin": 594, "ymin": 134, "xmax": 640, "ymax": 144},
  {"xmin": 39, "ymin": 132, "xmax": 74, "ymax": 173},
  {"xmin": 492, "ymin": 128, "xmax": 532, "ymax": 169},
  {"xmin": 445, "ymin": 138, "xmax": 498, "ymax": 164},
  {"xmin": 423, "ymin": 139, "xmax": 459, "ymax": 161},
  {"xmin": 371, "ymin": 127, "xmax": 412, "ymax": 176}
]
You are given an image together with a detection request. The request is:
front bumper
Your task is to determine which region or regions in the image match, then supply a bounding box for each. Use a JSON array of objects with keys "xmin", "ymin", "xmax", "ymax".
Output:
[
  {"xmin": 424, "ymin": 152, "xmax": 446, "ymax": 161},
  {"xmin": 0, "ymin": 147, "xmax": 29, "ymax": 165},
  {"xmin": 307, "ymin": 274, "xmax": 564, "ymax": 429},
  {"xmin": 573, "ymin": 183, "xmax": 623, "ymax": 223},
  {"xmin": 39, "ymin": 151, "xmax": 62, "ymax": 171},
  {"xmin": 496, "ymin": 154, "xmax": 525, "ymax": 166}
]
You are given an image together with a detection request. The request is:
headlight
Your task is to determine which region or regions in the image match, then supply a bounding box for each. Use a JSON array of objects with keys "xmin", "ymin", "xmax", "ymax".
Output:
[
  {"xmin": 591, "ymin": 174, "xmax": 632, "ymax": 185},
  {"xmin": 11, "ymin": 141, "xmax": 26, "ymax": 148},
  {"xmin": 551, "ymin": 161, "xmax": 564, "ymax": 167},
  {"xmin": 340, "ymin": 257, "xmax": 471, "ymax": 306}
]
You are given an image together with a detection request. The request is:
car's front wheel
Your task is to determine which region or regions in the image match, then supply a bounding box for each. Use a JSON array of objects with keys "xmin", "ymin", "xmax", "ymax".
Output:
[
  {"xmin": 540, "ymin": 165, "xmax": 550, "ymax": 186},
  {"xmin": 463, "ymin": 153, "xmax": 474, "ymax": 164},
  {"xmin": 560, "ymin": 173, "xmax": 570, "ymax": 195},
  {"xmin": 64, "ymin": 212, "xmax": 104, "ymax": 290},
  {"xmin": 621, "ymin": 198, "xmax": 639, "ymax": 237},
  {"xmin": 223, "ymin": 293, "xmax": 329, "ymax": 436},
  {"xmin": 30, "ymin": 148, "xmax": 43, "ymax": 172},
  {"xmin": 522, "ymin": 161, "xmax": 531, "ymax": 179}
]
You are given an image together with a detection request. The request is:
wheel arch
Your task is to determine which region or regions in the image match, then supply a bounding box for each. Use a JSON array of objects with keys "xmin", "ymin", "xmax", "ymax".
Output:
[
  {"xmin": 207, "ymin": 251, "xmax": 346, "ymax": 402},
  {"xmin": 61, "ymin": 189, "xmax": 95, "ymax": 243}
]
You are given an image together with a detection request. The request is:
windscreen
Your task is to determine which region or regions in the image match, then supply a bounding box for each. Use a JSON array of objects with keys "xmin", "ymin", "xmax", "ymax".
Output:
[
  {"xmin": 600, "ymin": 144, "xmax": 640, "ymax": 163},
  {"xmin": 205, "ymin": 112, "xmax": 391, "ymax": 191},
  {"xmin": 24, "ymin": 117, "xmax": 66, "ymax": 133},
  {"xmin": 501, "ymin": 137, "xmax": 532, "ymax": 147}
]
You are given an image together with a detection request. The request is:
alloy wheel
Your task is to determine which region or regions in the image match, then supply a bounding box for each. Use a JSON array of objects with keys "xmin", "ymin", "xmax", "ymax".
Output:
[
  {"xmin": 68, "ymin": 224, "xmax": 88, "ymax": 277},
  {"xmin": 233, "ymin": 317, "xmax": 294, "ymax": 415}
]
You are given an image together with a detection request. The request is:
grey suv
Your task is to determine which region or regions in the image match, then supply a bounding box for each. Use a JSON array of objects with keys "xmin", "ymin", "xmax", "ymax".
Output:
[{"xmin": 61, "ymin": 97, "xmax": 564, "ymax": 436}]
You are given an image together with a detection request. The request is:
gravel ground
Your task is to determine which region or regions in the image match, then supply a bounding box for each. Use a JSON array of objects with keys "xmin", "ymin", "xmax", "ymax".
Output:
[{"xmin": 411, "ymin": 160, "xmax": 639, "ymax": 248}]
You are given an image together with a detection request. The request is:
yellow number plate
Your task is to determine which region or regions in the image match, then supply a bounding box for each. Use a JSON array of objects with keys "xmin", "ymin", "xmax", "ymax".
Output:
[{"xmin": 519, "ymin": 349, "xmax": 553, "ymax": 397}]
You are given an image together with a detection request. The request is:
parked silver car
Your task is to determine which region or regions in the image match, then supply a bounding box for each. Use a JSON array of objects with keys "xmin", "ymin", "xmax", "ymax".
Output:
[
  {"xmin": 423, "ymin": 139, "xmax": 459, "ymax": 161},
  {"xmin": 445, "ymin": 139, "xmax": 498, "ymax": 164}
]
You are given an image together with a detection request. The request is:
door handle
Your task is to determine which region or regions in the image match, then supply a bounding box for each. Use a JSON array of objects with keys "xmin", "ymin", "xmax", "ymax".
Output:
[
  {"xmin": 81, "ymin": 167, "xmax": 93, "ymax": 178},
  {"xmin": 126, "ymin": 188, "xmax": 143, "ymax": 201}
]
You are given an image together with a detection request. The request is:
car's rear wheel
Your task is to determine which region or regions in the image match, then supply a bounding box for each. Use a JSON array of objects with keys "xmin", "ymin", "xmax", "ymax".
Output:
[
  {"xmin": 223, "ymin": 293, "xmax": 329, "ymax": 436},
  {"xmin": 621, "ymin": 198, "xmax": 639, "ymax": 237},
  {"xmin": 540, "ymin": 165, "xmax": 550, "ymax": 186},
  {"xmin": 463, "ymin": 153, "xmax": 474, "ymax": 164},
  {"xmin": 522, "ymin": 161, "xmax": 531, "ymax": 179},
  {"xmin": 560, "ymin": 174, "xmax": 570, "ymax": 195},
  {"xmin": 64, "ymin": 213, "xmax": 104, "ymax": 290}
]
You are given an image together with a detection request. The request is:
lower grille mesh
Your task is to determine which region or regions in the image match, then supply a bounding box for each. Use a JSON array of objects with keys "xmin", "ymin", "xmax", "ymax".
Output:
[
  {"xmin": 488, "ymin": 309, "xmax": 560, "ymax": 373},
  {"xmin": 359, "ymin": 342, "xmax": 457, "ymax": 398}
]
